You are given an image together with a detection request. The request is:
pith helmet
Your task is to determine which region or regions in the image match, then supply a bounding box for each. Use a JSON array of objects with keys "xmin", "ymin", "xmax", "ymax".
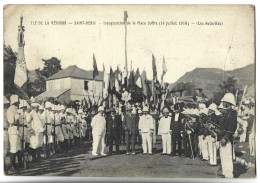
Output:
[{"xmin": 221, "ymin": 93, "xmax": 236, "ymax": 106}]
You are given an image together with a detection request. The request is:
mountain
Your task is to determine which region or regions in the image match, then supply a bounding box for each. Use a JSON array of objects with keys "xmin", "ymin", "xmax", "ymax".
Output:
[{"xmin": 168, "ymin": 64, "xmax": 255, "ymax": 99}]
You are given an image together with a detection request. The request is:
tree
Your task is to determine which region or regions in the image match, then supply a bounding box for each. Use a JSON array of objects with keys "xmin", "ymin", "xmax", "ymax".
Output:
[
  {"xmin": 27, "ymin": 69, "xmax": 47, "ymax": 97},
  {"xmin": 41, "ymin": 57, "xmax": 62, "ymax": 78},
  {"xmin": 212, "ymin": 76, "xmax": 241, "ymax": 104},
  {"xmin": 3, "ymin": 44, "xmax": 17, "ymax": 96}
]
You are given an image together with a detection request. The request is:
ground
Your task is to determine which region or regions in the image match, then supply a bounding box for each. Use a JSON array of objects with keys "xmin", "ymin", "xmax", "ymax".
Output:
[{"xmin": 6, "ymin": 137, "xmax": 256, "ymax": 178}]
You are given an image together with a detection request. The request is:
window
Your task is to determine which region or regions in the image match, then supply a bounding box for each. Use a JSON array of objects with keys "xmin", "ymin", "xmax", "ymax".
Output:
[{"xmin": 84, "ymin": 81, "xmax": 89, "ymax": 90}]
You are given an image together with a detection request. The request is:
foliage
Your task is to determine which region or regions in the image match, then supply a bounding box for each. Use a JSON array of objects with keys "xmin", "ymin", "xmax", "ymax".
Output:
[
  {"xmin": 41, "ymin": 57, "xmax": 62, "ymax": 78},
  {"xmin": 3, "ymin": 44, "xmax": 17, "ymax": 96},
  {"xmin": 3, "ymin": 44, "xmax": 62, "ymax": 97},
  {"xmin": 212, "ymin": 76, "xmax": 242, "ymax": 105}
]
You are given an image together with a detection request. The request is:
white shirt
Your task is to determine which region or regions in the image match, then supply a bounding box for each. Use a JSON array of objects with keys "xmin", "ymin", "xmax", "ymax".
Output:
[
  {"xmin": 7, "ymin": 105, "xmax": 20, "ymax": 135},
  {"xmin": 174, "ymin": 113, "xmax": 179, "ymax": 122},
  {"xmin": 91, "ymin": 113, "xmax": 106, "ymax": 135},
  {"xmin": 158, "ymin": 116, "xmax": 172, "ymax": 135},
  {"xmin": 139, "ymin": 114, "xmax": 154, "ymax": 133}
]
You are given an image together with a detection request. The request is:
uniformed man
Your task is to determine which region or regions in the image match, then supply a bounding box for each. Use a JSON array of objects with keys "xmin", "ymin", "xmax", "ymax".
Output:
[
  {"xmin": 7, "ymin": 95, "xmax": 21, "ymax": 173},
  {"xmin": 150, "ymin": 105, "xmax": 158, "ymax": 146},
  {"xmin": 4, "ymin": 96, "xmax": 10, "ymax": 174},
  {"xmin": 198, "ymin": 105, "xmax": 209, "ymax": 160},
  {"xmin": 38, "ymin": 105, "xmax": 47, "ymax": 155},
  {"xmin": 81, "ymin": 111, "xmax": 88, "ymax": 143},
  {"xmin": 218, "ymin": 93, "xmax": 238, "ymax": 178},
  {"xmin": 18, "ymin": 100, "xmax": 31, "ymax": 167},
  {"xmin": 123, "ymin": 105, "xmax": 138, "ymax": 155},
  {"xmin": 77, "ymin": 108, "xmax": 85, "ymax": 144},
  {"xmin": 29, "ymin": 102, "xmax": 45, "ymax": 162},
  {"xmin": 106, "ymin": 107, "xmax": 122, "ymax": 155},
  {"xmin": 158, "ymin": 108, "xmax": 172, "ymax": 155},
  {"xmin": 73, "ymin": 110, "xmax": 80, "ymax": 147},
  {"xmin": 138, "ymin": 106, "xmax": 154, "ymax": 155},
  {"xmin": 91, "ymin": 106, "xmax": 107, "ymax": 156},
  {"xmin": 120, "ymin": 106, "xmax": 126, "ymax": 146},
  {"xmin": 136, "ymin": 109, "xmax": 143, "ymax": 146},
  {"xmin": 171, "ymin": 104, "xmax": 185, "ymax": 156},
  {"xmin": 44, "ymin": 102, "xmax": 54, "ymax": 157},
  {"xmin": 206, "ymin": 103, "xmax": 221, "ymax": 166},
  {"xmin": 53, "ymin": 105, "xmax": 64, "ymax": 153},
  {"xmin": 65, "ymin": 108, "xmax": 74, "ymax": 151}
]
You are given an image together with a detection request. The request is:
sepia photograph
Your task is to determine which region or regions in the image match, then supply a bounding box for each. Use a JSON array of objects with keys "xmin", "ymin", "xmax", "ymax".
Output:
[{"xmin": 2, "ymin": 4, "xmax": 256, "ymax": 179}]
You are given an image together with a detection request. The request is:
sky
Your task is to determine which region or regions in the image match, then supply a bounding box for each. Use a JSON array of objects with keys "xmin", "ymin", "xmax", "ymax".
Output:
[{"xmin": 3, "ymin": 5, "xmax": 255, "ymax": 83}]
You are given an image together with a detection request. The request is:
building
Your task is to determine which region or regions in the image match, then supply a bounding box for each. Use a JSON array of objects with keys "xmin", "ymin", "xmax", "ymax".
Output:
[{"xmin": 37, "ymin": 65, "xmax": 103, "ymax": 104}]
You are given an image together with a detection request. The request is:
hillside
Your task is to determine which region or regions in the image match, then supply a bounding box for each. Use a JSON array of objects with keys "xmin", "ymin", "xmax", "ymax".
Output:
[{"xmin": 169, "ymin": 64, "xmax": 255, "ymax": 99}]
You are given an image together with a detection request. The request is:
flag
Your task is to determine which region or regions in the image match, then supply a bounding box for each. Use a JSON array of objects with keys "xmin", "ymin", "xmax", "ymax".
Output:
[
  {"xmin": 115, "ymin": 66, "xmax": 120, "ymax": 92},
  {"xmin": 128, "ymin": 70, "xmax": 135, "ymax": 92},
  {"xmin": 103, "ymin": 64, "xmax": 109, "ymax": 98},
  {"xmin": 161, "ymin": 55, "xmax": 167, "ymax": 82},
  {"xmin": 135, "ymin": 68, "xmax": 142, "ymax": 88},
  {"xmin": 92, "ymin": 93, "xmax": 96, "ymax": 106},
  {"xmin": 88, "ymin": 94, "xmax": 92, "ymax": 109},
  {"xmin": 152, "ymin": 54, "xmax": 157, "ymax": 81},
  {"xmin": 93, "ymin": 54, "xmax": 99, "ymax": 79},
  {"xmin": 124, "ymin": 11, "xmax": 128, "ymax": 23},
  {"xmin": 141, "ymin": 70, "xmax": 148, "ymax": 97},
  {"xmin": 109, "ymin": 67, "xmax": 115, "ymax": 94}
]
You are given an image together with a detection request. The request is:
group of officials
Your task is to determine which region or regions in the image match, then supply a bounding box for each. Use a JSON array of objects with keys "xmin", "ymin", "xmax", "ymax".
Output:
[{"xmin": 4, "ymin": 92, "xmax": 255, "ymax": 178}]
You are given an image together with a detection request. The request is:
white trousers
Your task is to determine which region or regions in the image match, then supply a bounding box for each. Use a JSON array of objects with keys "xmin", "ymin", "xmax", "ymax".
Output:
[
  {"xmin": 30, "ymin": 132, "xmax": 44, "ymax": 149},
  {"xmin": 141, "ymin": 132, "xmax": 152, "ymax": 154},
  {"xmin": 153, "ymin": 120, "xmax": 156, "ymax": 146},
  {"xmin": 201, "ymin": 136, "xmax": 209, "ymax": 160},
  {"xmin": 9, "ymin": 134, "xmax": 21, "ymax": 153},
  {"xmin": 249, "ymin": 133, "xmax": 255, "ymax": 156},
  {"xmin": 206, "ymin": 136, "xmax": 217, "ymax": 165},
  {"xmin": 198, "ymin": 135, "xmax": 202, "ymax": 155},
  {"xmin": 161, "ymin": 133, "xmax": 171, "ymax": 154},
  {"xmin": 220, "ymin": 141, "xmax": 234, "ymax": 178},
  {"xmin": 92, "ymin": 132, "xmax": 105, "ymax": 155},
  {"xmin": 4, "ymin": 131, "xmax": 9, "ymax": 156}
]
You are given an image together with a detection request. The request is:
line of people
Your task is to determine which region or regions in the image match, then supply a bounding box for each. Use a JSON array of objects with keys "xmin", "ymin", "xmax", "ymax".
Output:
[
  {"xmin": 4, "ymin": 95, "xmax": 91, "ymax": 174},
  {"xmin": 4, "ymin": 92, "xmax": 255, "ymax": 178}
]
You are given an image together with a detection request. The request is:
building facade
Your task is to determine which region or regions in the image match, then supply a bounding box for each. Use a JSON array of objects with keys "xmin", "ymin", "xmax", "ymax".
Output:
[{"xmin": 37, "ymin": 65, "xmax": 103, "ymax": 104}]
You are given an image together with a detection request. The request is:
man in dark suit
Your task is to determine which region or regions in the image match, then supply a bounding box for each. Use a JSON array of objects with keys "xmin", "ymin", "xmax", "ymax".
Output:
[
  {"xmin": 106, "ymin": 108, "xmax": 122, "ymax": 155},
  {"xmin": 171, "ymin": 104, "xmax": 185, "ymax": 156},
  {"xmin": 122, "ymin": 105, "xmax": 138, "ymax": 155}
]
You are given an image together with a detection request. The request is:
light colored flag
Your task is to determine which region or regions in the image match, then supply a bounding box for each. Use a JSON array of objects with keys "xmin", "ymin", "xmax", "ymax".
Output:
[
  {"xmin": 115, "ymin": 78, "xmax": 120, "ymax": 92},
  {"xmin": 161, "ymin": 55, "xmax": 167, "ymax": 83}
]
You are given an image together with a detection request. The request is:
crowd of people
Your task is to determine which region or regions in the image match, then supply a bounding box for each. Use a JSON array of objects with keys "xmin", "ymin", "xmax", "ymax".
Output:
[{"xmin": 4, "ymin": 92, "xmax": 255, "ymax": 178}]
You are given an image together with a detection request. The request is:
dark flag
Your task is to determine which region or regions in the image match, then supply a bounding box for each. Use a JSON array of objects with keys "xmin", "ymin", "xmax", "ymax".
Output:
[
  {"xmin": 93, "ymin": 54, "xmax": 99, "ymax": 79},
  {"xmin": 128, "ymin": 70, "xmax": 135, "ymax": 93},
  {"xmin": 109, "ymin": 67, "xmax": 115, "ymax": 93},
  {"xmin": 152, "ymin": 54, "xmax": 157, "ymax": 81}
]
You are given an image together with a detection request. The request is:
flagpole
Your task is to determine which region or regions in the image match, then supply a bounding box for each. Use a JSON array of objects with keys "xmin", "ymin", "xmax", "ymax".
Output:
[
  {"xmin": 124, "ymin": 11, "xmax": 128, "ymax": 76},
  {"xmin": 152, "ymin": 78, "xmax": 155, "ymax": 106}
]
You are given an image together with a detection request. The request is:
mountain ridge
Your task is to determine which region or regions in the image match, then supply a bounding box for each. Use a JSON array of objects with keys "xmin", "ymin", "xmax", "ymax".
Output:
[{"xmin": 169, "ymin": 64, "xmax": 255, "ymax": 98}]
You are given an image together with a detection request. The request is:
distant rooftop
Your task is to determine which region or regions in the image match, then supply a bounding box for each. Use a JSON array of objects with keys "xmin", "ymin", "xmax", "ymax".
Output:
[{"xmin": 47, "ymin": 65, "xmax": 104, "ymax": 81}]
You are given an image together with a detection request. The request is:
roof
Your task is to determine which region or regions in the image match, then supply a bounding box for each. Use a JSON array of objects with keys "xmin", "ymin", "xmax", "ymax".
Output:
[
  {"xmin": 47, "ymin": 65, "xmax": 104, "ymax": 81},
  {"xmin": 36, "ymin": 89, "xmax": 70, "ymax": 99}
]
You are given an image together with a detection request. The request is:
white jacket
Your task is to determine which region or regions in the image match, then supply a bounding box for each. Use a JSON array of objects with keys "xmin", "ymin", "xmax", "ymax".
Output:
[
  {"xmin": 158, "ymin": 116, "xmax": 172, "ymax": 135},
  {"xmin": 30, "ymin": 110, "xmax": 45, "ymax": 133},
  {"xmin": 139, "ymin": 114, "xmax": 154, "ymax": 133},
  {"xmin": 7, "ymin": 105, "xmax": 20, "ymax": 135},
  {"xmin": 91, "ymin": 113, "xmax": 106, "ymax": 135}
]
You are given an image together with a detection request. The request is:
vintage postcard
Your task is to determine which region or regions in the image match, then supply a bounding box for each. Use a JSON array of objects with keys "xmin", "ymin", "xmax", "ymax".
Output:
[{"xmin": 3, "ymin": 4, "xmax": 255, "ymax": 179}]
